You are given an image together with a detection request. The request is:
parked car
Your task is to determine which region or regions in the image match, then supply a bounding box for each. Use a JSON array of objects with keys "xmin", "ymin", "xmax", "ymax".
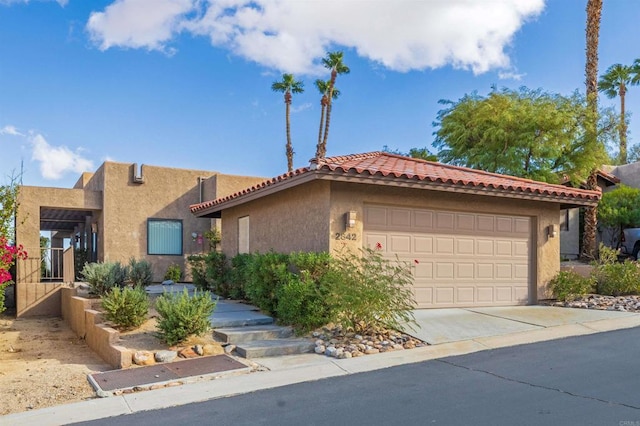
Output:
[{"xmin": 621, "ymin": 228, "xmax": 640, "ymax": 259}]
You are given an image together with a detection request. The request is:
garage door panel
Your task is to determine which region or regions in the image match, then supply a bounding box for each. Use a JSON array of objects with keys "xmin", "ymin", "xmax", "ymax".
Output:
[
  {"xmin": 390, "ymin": 208, "xmax": 411, "ymax": 228},
  {"xmin": 435, "ymin": 263, "xmax": 454, "ymax": 279},
  {"xmin": 477, "ymin": 287, "xmax": 494, "ymax": 302},
  {"xmin": 477, "ymin": 215, "xmax": 495, "ymax": 232},
  {"xmin": 495, "ymin": 264, "xmax": 513, "ymax": 279},
  {"xmin": 365, "ymin": 234, "xmax": 387, "ymax": 252},
  {"xmin": 413, "ymin": 210, "xmax": 433, "ymax": 229},
  {"xmin": 414, "ymin": 262, "xmax": 433, "ymax": 279},
  {"xmin": 435, "ymin": 288, "xmax": 454, "ymax": 304},
  {"xmin": 476, "ymin": 239, "xmax": 494, "ymax": 256},
  {"xmin": 456, "ymin": 238, "xmax": 474, "ymax": 255},
  {"xmin": 414, "ymin": 236, "xmax": 433, "ymax": 254},
  {"xmin": 436, "ymin": 212, "xmax": 455, "ymax": 229},
  {"xmin": 414, "ymin": 287, "xmax": 433, "ymax": 304},
  {"xmin": 435, "ymin": 237, "xmax": 454, "ymax": 254},
  {"xmin": 495, "ymin": 240, "xmax": 513, "ymax": 256},
  {"xmin": 496, "ymin": 216, "xmax": 513, "ymax": 233},
  {"xmin": 456, "ymin": 263, "xmax": 474, "ymax": 278},
  {"xmin": 457, "ymin": 287, "xmax": 474, "ymax": 303},
  {"xmin": 390, "ymin": 235, "xmax": 411, "ymax": 253},
  {"xmin": 456, "ymin": 214, "xmax": 475, "ymax": 231},
  {"xmin": 477, "ymin": 263, "xmax": 494, "ymax": 279},
  {"xmin": 513, "ymin": 241, "xmax": 528, "ymax": 256},
  {"xmin": 365, "ymin": 207, "xmax": 388, "ymax": 227},
  {"xmin": 495, "ymin": 287, "xmax": 513, "ymax": 302},
  {"xmin": 364, "ymin": 205, "xmax": 531, "ymax": 308}
]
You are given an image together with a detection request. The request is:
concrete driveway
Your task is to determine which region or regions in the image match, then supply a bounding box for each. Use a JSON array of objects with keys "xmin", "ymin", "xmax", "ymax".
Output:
[{"xmin": 402, "ymin": 306, "xmax": 638, "ymax": 345}]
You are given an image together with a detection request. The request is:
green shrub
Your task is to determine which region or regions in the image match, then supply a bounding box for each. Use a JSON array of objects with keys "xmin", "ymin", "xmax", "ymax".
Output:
[
  {"xmin": 187, "ymin": 254, "xmax": 208, "ymax": 290},
  {"xmin": 0, "ymin": 284, "xmax": 6, "ymax": 314},
  {"xmin": 276, "ymin": 275, "xmax": 331, "ymax": 333},
  {"xmin": 549, "ymin": 270, "xmax": 594, "ymax": 301},
  {"xmin": 244, "ymin": 252, "xmax": 291, "ymax": 315},
  {"xmin": 82, "ymin": 262, "xmax": 128, "ymax": 295},
  {"xmin": 155, "ymin": 289, "xmax": 216, "ymax": 345},
  {"xmin": 205, "ymin": 252, "xmax": 231, "ymax": 297},
  {"xmin": 101, "ymin": 286, "xmax": 149, "ymax": 329},
  {"xmin": 329, "ymin": 247, "xmax": 417, "ymax": 333},
  {"xmin": 128, "ymin": 258, "xmax": 153, "ymax": 287},
  {"xmin": 594, "ymin": 261, "xmax": 640, "ymax": 295},
  {"xmin": 228, "ymin": 253, "xmax": 253, "ymax": 300},
  {"xmin": 164, "ymin": 263, "xmax": 182, "ymax": 282},
  {"xmin": 592, "ymin": 243, "xmax": 640, "ymax": 296}
]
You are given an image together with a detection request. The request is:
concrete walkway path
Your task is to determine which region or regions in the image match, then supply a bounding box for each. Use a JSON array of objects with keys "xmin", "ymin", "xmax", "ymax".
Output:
[{"xmin": 5, "ymin": 306, "xmax": 640, "ymax": 425}]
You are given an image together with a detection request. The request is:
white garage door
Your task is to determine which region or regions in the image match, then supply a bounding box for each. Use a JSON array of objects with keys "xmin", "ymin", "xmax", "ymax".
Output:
[{"xmin": 364, "ymin": 205, "xmax": 531, "ymax": 308}]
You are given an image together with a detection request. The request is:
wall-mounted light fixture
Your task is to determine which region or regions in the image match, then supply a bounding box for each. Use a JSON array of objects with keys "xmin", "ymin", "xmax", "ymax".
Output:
[
  {"xmin": 547, "ymin": 224, "xmax": 557, "ymax": 238},
  {"xmin": 191, "ymin": 232, "xmax": 198, "ymax": 241},
  {"xmin": 346, "ymin": 211, "xmax": 357, "ymax": 229}
]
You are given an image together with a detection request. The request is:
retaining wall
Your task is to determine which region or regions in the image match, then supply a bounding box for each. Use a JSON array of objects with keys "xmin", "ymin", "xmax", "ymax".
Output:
[{"xmin": 61, "ymin": 287, "xmax": 131, "ymax": 369}]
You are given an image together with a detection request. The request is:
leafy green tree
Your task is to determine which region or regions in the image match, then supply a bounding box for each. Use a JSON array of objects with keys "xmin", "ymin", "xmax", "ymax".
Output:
[
  {"xmin": 315, "ymin": 51, "xmax": 350, "ymax": 159},
  {"xmin": 271, "ymin": 73, "xmax": 304, "ymax": 172},
  {"xmin": 0, "ymin": 178, "xmax": 19, "ymax": 239},
  {"xmin": 598, "ymin": 64, "xmax": 638, "ymax": 164},
  {"xmin": 597, "ymin": 185, "xmax": 640, "ymax": 246},
  {"xmin": 433, "ymin": 87, "xmax": 609, "ymax": 184},
  {"xmin": 383, "ymin": 146, "xmax": 438, "ymax": 162}
]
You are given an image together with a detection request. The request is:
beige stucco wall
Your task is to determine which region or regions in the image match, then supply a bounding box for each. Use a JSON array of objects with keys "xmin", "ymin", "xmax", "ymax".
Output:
[
  {"xmin": 96, "ymin": 162, "xmax": 218, "ymax": 280},
  {"xmin": 220, "ymin": 179, "xmax": 332, "ymax": 256},
  {"xmin": 219, "ymin": 179, "xmax": 562, "ymax": 302}
]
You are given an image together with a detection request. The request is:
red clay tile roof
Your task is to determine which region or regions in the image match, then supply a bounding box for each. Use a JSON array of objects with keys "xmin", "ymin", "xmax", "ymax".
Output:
[{"xmin": 190, "ymin": 151, "xmax": 600, "ymax": 214}]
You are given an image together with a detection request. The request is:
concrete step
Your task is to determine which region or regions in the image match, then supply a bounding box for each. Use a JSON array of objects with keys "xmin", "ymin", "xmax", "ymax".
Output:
[
  {"xmin": 214, "ymin": 325, "xmax": 294, "ymax": 344},
  {"xmin": 209, "ymin": 311, "xmax": 274, "ymax": 328},
  {"xmin": 235, "ymin": 338, "xmax": 315, "ymax": 358}
]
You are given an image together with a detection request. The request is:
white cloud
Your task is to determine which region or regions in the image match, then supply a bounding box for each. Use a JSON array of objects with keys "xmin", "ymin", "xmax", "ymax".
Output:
[
  {"xmin": 29, "ymin": 133, "xmax": 94, "ymax": 180},
  {"xmin": 0, "ymin": 125, "xmax": 23, "ymax": 136},
  {"xmin": 291, "ymin": 102, "xmax": 312, "ymax": 114},
  {"xmin": 86, "ymin": 0, "xmax": 545, "ymax": 75},
  {"xmin": 0, "ymin": 0, "xmax": 67, "ymax": 6},
  {"xmin": 498, "ymin": 70, "xmax": 526, "ymax": 81},
  {"xmin": 86, "ymin": 0, "xmax": 196, "ymax": 53}
]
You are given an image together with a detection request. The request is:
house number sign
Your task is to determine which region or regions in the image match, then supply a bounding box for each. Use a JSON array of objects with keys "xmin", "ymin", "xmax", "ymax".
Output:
[{"xmin": 334, "ymin": 232, "xmax": 357, "ymax": 241}]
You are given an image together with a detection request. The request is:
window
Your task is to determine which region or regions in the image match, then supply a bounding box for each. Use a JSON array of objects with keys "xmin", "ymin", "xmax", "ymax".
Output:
[
  {"xmin": 238, "ymin": 216, "xmax": 249, "ymax": 254},
  {"xmin": 148, "ymin": 219, "xmax": 183, "ymax": 255},
  {"xmin": 560, "ymin": 209, "xmax": 569, "ymax": 232}
]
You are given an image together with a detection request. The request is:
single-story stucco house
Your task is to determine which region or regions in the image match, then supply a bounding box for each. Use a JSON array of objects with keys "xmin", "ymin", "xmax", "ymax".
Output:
[
  {"xmin": 14, "ymin": 161, "xmax": 264, "ymax": 317},
  {"xmin": 191, "ymin": 151, "xmax": 600, "ymax": 309}
]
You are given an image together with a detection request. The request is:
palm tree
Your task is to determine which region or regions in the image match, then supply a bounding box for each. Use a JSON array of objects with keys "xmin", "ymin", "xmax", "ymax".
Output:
[
  {"xmin": 581, "ymin": 0, "xmax": 602, "ymax": 261},
  {"xmin": 315, "ymin": 51, "xmax": 350, "ymax": 159},
  {"xmin": 599, "ymin": 64, "xmax": 637, "ymax": 164},
  {"xmin": 314, "ymin": 79, "xmax": 340, "ymax": 157},
  {"xmin": 271, "ymin": 73, "xmax": 304, "ymax": 172}
]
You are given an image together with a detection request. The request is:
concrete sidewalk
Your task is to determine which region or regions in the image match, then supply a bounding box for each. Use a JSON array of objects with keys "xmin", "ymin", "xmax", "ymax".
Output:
[{"xmin": 4, "ymin": 307, "xmax": 640, "ymax": 425}]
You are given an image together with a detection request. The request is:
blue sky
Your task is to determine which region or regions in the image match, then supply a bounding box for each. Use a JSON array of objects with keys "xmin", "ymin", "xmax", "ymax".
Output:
[{"xmin": 1, "ymin": 0, "xmax": 639, "ymax": 188}]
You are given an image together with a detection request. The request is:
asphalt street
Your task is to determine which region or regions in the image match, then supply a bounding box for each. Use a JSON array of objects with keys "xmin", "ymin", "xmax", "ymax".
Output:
[{"xmin": 75, "ymin": 327, "xmax": 640, "ymax": 426}]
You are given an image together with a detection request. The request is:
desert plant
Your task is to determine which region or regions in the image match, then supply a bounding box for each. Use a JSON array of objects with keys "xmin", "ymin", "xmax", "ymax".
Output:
[
  {"xmin": 204, "ymin": 228, "xmax": 221, "ymax": 251},
  {"xmin": 592, "ymin": 243, "xmax": 640, "ymax": 295},
  {"xmin": 276, "ymin": 274, "xmax": 331, "ymax": 333},
  {"xmin": 204, "ymin": 251, "xmax": 230, "ymax": 296},
  {"xmin": 187, "ymin": 254, "xmax": 208, "ymax": 290},
  {"xmin": 128, "ymin": 258, "xmax": 153, "ymax": 287},
  {"xmin": 549, "ymin": 270, "xmax": 595, "ymax": 301},
  {"xmin": 154, "ymin": 289, "xmax": 216, "ymax": 345},
  {"xmin": 164, "ymin": 263, "xmax": 182, "ymax": 282},
  {"xmin": 101, "ymin": 286, "xmax": 149, "ymax": 329},
  {"xmin": 81, "ymin": 261, "xmax": 128, "ymax": 295},
  {"xmin": 329, "ymin": 247, "xmax": 417, "ymax": 333}
]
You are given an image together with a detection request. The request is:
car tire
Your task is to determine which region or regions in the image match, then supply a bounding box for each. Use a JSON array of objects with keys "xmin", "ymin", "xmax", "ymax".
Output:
[{"xmin": 632, "ymin": 244, "xmax": 640, "ymax": 261}]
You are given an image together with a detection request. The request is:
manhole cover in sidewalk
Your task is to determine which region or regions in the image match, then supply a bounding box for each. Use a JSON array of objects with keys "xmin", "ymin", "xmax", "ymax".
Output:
[{"xmin": 89, "ymin": 355, "xmax": 248, "ymax": 392}]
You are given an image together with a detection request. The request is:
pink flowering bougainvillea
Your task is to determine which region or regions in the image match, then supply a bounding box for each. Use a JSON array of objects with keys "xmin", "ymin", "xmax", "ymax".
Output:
[{"xmin": 0, "ymin": 236, "xmax": 26, "ymax": 286}]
